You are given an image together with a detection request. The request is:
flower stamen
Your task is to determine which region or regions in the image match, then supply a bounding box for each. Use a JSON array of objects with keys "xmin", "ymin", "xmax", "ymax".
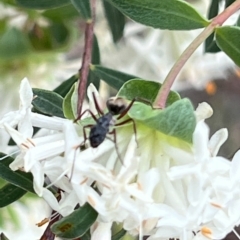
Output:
[
  {"xmin": 88, "ymin": 195, "xmax": 96, "ymax": 207},
  {"xmin": 36, "ymin": 218, "xmax": 49, "ymax": 227},
  {"xmin": 201, "ymin": 226, "xmax": 212, "ymax": 239},
  {"xmin": 210, "ymin": 202, "xmax": 223, "ymax": 208},
  {"xmin": 80, "ymin": 177, "xmax": 88, "ymax": 185}
]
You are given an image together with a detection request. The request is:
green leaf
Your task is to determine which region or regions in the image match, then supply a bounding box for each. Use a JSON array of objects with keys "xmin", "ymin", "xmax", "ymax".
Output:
[
  {"xmin": 205, "ymin": 33, "xmax": 221, "ymax": 53},
  {"xmin": 42, "ymin": 4, "xmax": 80, "ymax": 22},
  {"xmin": 80, "ymin": 230, "xmax": 91, "ymax": 240},
  {"xmin": 63, "ymin": 84, "xmax": 76, "ymax": 120},
  {"xmin": 91, "ymin": 35, "xmax": 100, "ymax": 65},
  {"xmin": 117, "ymin": 79, "xmax": 180, "ymax": 107},
  {"xmin": 28, "ymin": 23, "xmax": 69, "ymax": 51},
  {"xmin": 225, "ymin": 0, "xmax": 236, "ymax": 8},
  {"xmin": 54, "ymin": 74, "xmax": 79, "ymax": 97},
  {"xmin": 63, "ymin": 82, "xmax": 78, "ymax": 119},
  {"xmin": 204, "ymin": 0, "xmax": 221, "ymax": 53},
  {"xmin": 70, "ymin": 0, "xmax": 91, "ymax": 19},
  {"xmin": 51, "ymin": 203, "xmax": 98, "ymax": 238},
  {"xmin": 87, "ymin": 35, "xmax": 101, "ymax": 89},
  {"xmin": 50, "ymin": 22, "xmax": 69, "ymax": 46},
  {"xmin": 0, "ymin": 28, "xmax": 31, "ymax": 59},
  {"xmin": 207, "ymin": 0, "xmax": 219, "ymax": 20},
  {"xmin": 0, "ymin": 233, "xmax": 10, "ymax": 240},
  {"xmin": 237, "ymin": 15, "xmax": 240, "ymax": 27},
  {"xmin": 129, "ymin": 99, "xmax": 196, "ymax": 143},
  {"xmin": 0, "ymin": 153, "xmax": 35, "ymax": 194},
  {"xmin": 28, "ymin": 25, "xmax": 52, "ymax": 51},
  {"xmin": 0, "ymin": 184, "xmax": 26, "ymax": 208},
  {"xmin": 15, "ymin": 0, "xmax": 70, "ymax": 9},
  {"xmin": 107, "ymin": 0, "xmax": 209, "ymax": 30},
  {"xmin": 90, "ymin": 65, "xmax": 138, "ymax": 90},
  {"xmin": 216, "ymin": 26, "xmax": 240, "ymax": 66},
  {"xmin": 112, "ymin": 229, "xmax": 126, "ymax": 240},
  {"xmin": 117, "ymin": 80, "xmax": 195, "ymax": 143},
  {"xmin": 32, "ymin": 88, "xmax": 65, "ymax": 118},
  {"xmin": 102, "ymin": 0, "xmax": 125, "ymax": 42}
]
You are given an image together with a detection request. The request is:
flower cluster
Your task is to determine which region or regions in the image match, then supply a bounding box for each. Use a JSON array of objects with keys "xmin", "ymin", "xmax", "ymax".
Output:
[{"xmin": 1, "ymin": 78, "xmax": 240, "ymax": 240}]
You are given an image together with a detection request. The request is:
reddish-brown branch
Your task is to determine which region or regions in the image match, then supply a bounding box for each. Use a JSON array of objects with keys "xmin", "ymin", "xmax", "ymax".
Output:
[
  {"xmin": 77, "ymin": 0, "xmax": 96, "ymax": 116},
  {"xmin": 154, "ymin": 0, "xmax": 240, "ymax": 109}
]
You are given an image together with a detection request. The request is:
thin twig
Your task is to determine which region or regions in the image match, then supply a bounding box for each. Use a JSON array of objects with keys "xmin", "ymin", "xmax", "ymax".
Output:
[
  {"xmin": 154, "ymin": 0, "xmax": 240, "ymax": 109},
  {"xmin": 77, "ymin": 0, "xmax": 96, "ymax": 116}
]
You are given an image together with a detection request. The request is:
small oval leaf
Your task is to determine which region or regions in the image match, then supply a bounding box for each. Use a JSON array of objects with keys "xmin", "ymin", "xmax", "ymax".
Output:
[
  {"xmin": 205, "ymin": 34, "xmax": 221, "ymax": 53},
  {"xmin": 54, "ymin": 74, "xmax": 79, "ymax": 97},
  {"xmin": 117, "ymin": 79, "xmax": 180, "ymax": 106},
  {"xmin": 107, "ymin": 0, "xmax": 209, "ymax": 30},
  {"xmin": 0, "ymin": 184, "xmax": 26, "ymax": 208},
  {"xmin": 63, "ymin": 84, "xmax": 75, "ymax": 120},
  {"xmin": 51, "ymin": 203, "xmax": 98, "ymax": 238},
  {"xmin": 129, "ymin": 99, "xmax": 196, "ymax": 143},
  {"xmin": 15, "ymin": 0, "xmax": 70, "ymax": 9},
  {"xmin": 216, "ymin": 26, "xmax": 240, "ymax": 66},
  {"xmin": 32, "ymin": 88, "xmax": 65, "ymax": 118},
  {"xmin": 90, "ymin": 64, "xmax": 138, "ymax": 90}
]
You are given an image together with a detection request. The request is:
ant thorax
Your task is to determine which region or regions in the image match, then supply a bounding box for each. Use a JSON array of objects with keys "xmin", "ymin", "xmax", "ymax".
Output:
[{"xmin": 106, "ymin": 97, "xmax": 128, "ymax": 116}]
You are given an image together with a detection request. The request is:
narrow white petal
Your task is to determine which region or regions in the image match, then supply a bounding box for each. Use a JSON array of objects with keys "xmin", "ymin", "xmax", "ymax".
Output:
[
  {"xmin": 19, "ymin": 77, "xmax": 33, "ymax": 109},
  {"xmin": 231, "ymin": 150, "xmax": 240, "ymax": 181},
  {"xmin": 58, "ymin": 191, "xmax": 79, "ymax": 217},
  {"xmin": 42, "ymin": 188, "xmax": 60, "ymax": 212},
  {"xmin": 0, "ymin": 111, "xmax": 20, "ymax": 128},
  {"xmin": 193, "ymin": 121, "xmax": 210, "ymax": 161},
  {"xmin": 9, "ymin": 153, "xmax": 25, "ymax": 170},
  {"xmin": 31, "ymin": 162, "xmax": 45, "ymax": 196},
  {"xmin": 4, "ymin": 123, "xmax": 27, "ymax": 147},
  {"xmin": 208, "ymin": 128, "xmax": 228, "ymax": 157},
  {"xmin": 87, "ymin": 83, "xmax": 105, "ymax": 114},
  {"xmin": 18, "ymin": 110, "xmax": 33, "ymax": 137},
  {"xmin": 31, "ymin": 113, "xmax": 67, "ymax": 130},
  {"xmin": 91, "ymin": 222, "xmax": 112, "ymax": 240},
  {"xmin": 24, "ymin": 140, "xmax": 64, "ymax": 171}
]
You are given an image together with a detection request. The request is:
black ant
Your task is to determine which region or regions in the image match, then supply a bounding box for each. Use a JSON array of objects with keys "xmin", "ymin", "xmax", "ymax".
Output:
[{"xmin": 74, "ymin": 92, "xmax": 138, "ymax": 163}]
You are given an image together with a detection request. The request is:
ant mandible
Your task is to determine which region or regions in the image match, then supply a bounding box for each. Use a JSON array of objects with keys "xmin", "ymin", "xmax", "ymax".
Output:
[{"xmin": 74, "ymin": 92, "xmax": 137, "ymax": 163}]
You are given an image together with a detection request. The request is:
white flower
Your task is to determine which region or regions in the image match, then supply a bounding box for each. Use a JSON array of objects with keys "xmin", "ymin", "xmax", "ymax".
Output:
[
  {"xmin": 2, "ymin": 79, "xmax": 240, "ymax": 240},
  {"xmin": 0, "ymin": 77, "xmax": 33, "ymax": 138}
]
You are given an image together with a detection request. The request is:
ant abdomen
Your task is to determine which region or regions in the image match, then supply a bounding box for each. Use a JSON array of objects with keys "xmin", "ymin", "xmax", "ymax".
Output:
[{"xmin": 89, "ymin": 112, "xmax": 113, "ymax": 148}]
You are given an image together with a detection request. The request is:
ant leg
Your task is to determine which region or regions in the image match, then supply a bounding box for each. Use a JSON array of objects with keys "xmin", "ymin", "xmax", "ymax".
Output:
[
  {"xmin": 117, "ymin": 98, "xmax": 136, "ymax": 120},
  {"xmin": 92, "ymin": 92, "xmax": 104, "ymax": 116},
  {"xmin": 81, "ymin": 124, "xmax": 94, "ymax": 146},
  {"xmin": 117, "ymin": 97, "xmax": 154, "ymax": 120},
  {"xmin": 74, "ymin": 109, "xmax": 99, "ymax": 122},
  {"xmin": 75, "ymin": 92, "xmax": 104, "ymax": 122},
  {"xmin": 108, "ymin": 128, "xmax": 124, "ymax": 165},
  {"xmin": 115, "ymin": 118, "xmax": 138, "ymax": 147}
]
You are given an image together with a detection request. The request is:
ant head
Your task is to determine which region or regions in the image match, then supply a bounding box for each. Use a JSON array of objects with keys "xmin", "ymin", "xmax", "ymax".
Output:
[{"xmin": 106, "ymin": 97, "xmax": 128, "ymax": 115}]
